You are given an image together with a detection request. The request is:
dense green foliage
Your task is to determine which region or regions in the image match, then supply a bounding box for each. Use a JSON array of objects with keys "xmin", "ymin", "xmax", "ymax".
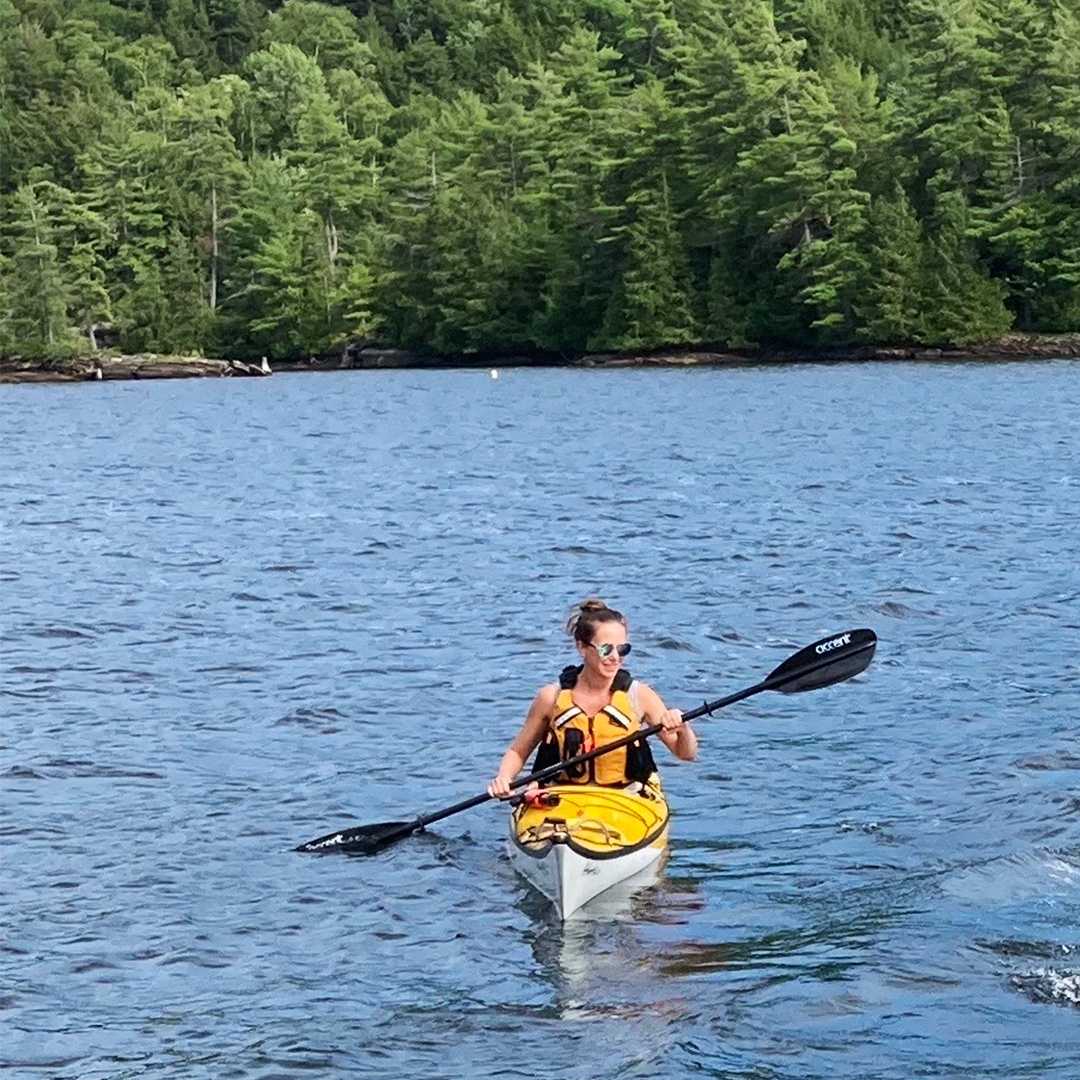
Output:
[{"xmin": 2, "ymin": 0, "xmax": 1078, "ymax": 358}]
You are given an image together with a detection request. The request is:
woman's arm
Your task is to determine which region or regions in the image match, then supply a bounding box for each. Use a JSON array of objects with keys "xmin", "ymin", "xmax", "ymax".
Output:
[
  {"xmin": 636, "ymin": 682, "xmax": 697, "ymax": 761},
  {"xmin": 487, "ymin": 684, "xmax": 558, "ymax": 796}
]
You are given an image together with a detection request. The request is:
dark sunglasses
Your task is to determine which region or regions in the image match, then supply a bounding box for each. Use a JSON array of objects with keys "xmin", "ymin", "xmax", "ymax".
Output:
[{"xmin": 590, "ymin": 642, "xmax": 632, "ymax": 659}]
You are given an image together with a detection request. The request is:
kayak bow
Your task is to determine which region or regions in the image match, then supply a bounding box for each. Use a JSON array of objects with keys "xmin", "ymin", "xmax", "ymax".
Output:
[{"xmin": 508, "ymin": 779, "xmax": 670, "ymax": 919}]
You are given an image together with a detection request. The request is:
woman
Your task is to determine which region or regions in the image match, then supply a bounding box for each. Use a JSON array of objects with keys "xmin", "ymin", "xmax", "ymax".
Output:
[{"xmin": 487, "ymin": 598, "xmax": 697, "ymax": 797}]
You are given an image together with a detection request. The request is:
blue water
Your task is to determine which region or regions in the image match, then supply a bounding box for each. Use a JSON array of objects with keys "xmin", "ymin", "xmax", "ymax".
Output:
[{"xmin": 3, "ymin": 360, "xmax": 1080, "ymax": 1078}]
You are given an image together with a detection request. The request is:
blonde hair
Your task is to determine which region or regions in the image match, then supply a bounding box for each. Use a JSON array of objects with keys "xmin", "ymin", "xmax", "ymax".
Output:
[{"xmin": 565, "ymin": 597, "xmax": 627, "ymax": 644}]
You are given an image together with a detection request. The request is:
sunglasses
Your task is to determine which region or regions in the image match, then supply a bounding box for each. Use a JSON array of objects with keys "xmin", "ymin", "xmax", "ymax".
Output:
[{"xmin": 590, "ymin": 642, "xmax": 632, "ymax": 659}]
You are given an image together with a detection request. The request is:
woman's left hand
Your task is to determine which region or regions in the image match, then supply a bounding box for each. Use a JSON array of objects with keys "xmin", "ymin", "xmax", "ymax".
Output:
[{"xmin": 657, "ymin": 707, "xmax": 684, "ymax": 732}]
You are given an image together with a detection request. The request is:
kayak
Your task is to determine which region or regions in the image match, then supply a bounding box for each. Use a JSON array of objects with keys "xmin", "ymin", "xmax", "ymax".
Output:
[{"xmin": 508, "ymin": 778, "xmax": 670, "ymax": 920}]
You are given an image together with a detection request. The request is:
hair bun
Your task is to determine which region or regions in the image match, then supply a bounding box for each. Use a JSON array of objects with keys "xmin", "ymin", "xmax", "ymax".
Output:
[{"xmin": 565, "ymin": 597, "xmax": 625, "ymax": 640}]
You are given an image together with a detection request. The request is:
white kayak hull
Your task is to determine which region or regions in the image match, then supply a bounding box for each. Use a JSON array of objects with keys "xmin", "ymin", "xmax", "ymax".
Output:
[
  {"xmin": 509, "ymin": 833, "xmax": 666, "ymax": 919},
  {"xmin": 508, "ymin": 781, "xmax": 670, "ymax": 920}
]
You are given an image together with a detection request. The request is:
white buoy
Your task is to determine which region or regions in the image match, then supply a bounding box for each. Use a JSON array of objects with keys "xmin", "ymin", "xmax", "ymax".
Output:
[{"xmin": 490, "ymin": 368, "xmax": 499, "ymax": 379}]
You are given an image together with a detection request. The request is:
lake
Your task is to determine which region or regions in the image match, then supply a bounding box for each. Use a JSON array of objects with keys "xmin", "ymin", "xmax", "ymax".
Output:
[{"xmin": 3, "ymin": 359, "xmax": 1080, "ymax": 1078}]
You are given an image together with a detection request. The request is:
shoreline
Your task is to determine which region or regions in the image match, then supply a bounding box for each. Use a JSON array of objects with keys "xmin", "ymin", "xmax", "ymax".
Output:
[
  {"xmin": 0, "ymin": 353, "xmax": 272, "ymax": 384},
  {"xmin": 2, "ymin": 334, "xmax": 1079, "ymax": 384}
]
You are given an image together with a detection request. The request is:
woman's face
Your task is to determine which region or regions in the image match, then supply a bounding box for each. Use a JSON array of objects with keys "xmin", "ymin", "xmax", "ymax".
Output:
[{"xmin": 578, "ymin": 620, "xmax": 629, "ymax": 678}]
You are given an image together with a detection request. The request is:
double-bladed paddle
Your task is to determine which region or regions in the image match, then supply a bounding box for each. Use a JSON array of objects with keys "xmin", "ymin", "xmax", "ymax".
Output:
[{"xmin": 296, "ymin": 627, "xmax": 877, "ymax": 856}]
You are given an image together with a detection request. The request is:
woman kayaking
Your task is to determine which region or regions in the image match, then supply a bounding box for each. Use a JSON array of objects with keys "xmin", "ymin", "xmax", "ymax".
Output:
[{"xmin": 487, "ymin": 598, "xmax": 697, "ymax": 798}]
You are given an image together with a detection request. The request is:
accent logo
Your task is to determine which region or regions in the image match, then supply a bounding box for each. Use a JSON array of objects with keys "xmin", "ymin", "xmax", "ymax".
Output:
[{"xmin": 815, "ymin": 632, "xmax": 852, "ymax": 655}]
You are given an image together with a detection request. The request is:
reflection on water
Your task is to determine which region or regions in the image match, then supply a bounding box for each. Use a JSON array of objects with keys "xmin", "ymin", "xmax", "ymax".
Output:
[{"xmin": 523, "ymin": 864, "xmax": 702, "ymax": 1033}]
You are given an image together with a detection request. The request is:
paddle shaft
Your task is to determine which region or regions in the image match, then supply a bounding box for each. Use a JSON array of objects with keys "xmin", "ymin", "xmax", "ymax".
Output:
[
  {"xmin": 502, "ymin": 636, "xmax": 874, "ymax": 794},
  {"xmin": 366, "ymin": 704, "xmax": 717, "ymax": 844},
  {"xmin": 388, "ymin": 654, "xmax": 839, "ymax": 836},
  {"xmin": 502, "ymin": 676, "xmax": 764, "ymax": 791},
  {"xmin": 297, "ymin": 628, "xmax": 876, "ymax": 853}
]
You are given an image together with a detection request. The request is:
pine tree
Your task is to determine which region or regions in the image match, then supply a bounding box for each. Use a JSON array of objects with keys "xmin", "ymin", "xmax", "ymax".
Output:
[
  {"xmin": 617, "ymin": 0, "xmax": 684, "ymax": 76},
  {"xmin": 2, "ymin": 183, "xmax": 72, "ymax": 353},
  {"xmin": 117, "ymin": 232, "xmax": 209, "ymax": 353},
  {"xmin": 206, "ymin": 0, "xmax": 265, "ymax": 68},
  {"xmin": 592, "ymin": 79, "xmax": 697, "ymax": 349},
  {"xmin": 77, "ymin": 107, "xmax": 173, "ymax": 349},
  {"xmin": 263, "ymin": 1, "xmax": 375, "ymax": 74},
  {"xmin": 241, "ymin": 42, "xmax": 329, "ymax": 154},
  {"xmin": 517, "ymin": 28, "xmax": 629, "ymax": 348},
  {"xmin": 168, "ymin": 76, "xmax": 247, "ymax": 321},
  {"xmin": 160, "ymin": 0, "xmax": 217, "ymax": 71},
  {"xmin": 67, "ymin": 240, "xmax": 113, "ymax": 351},
  {"xmin": 919, "ymin": 190, "xmax": 1012, "ymax": 344},
  {"xmin": 221, "ymin": 157, "xmax": 318, "ymax": 356},
  {"xmin": 682, "ymin": 2, "xmax": 873, "ymax": 341},
  {"xmin": 857, "ymin": 182, "xmax": 924, "ymax": 342},
  {"xmin": 899, "ymin": 0, "xmax": 1013, "ymax": 208},
  {"xmin": 774, "ymin": 0, "xmax": 894, "ymax": 70},
  {"xmin": 0, "ymin": 6, "xmax": 124, "ymax": 186},
  {"xmin": 980, "ymin": 0, "xmax": 1080, "ymax": 327}
]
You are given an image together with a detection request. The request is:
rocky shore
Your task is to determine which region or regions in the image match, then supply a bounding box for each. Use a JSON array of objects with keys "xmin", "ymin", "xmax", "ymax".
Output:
[
  {"xmin": 275, "ymin": 332, "xmax": 1080, "ymax": 372},
  {"xmin": 3, "ymin": 333, "xmax": 1079, "ymax": 384},
  {"xmin": 0, "ymin": 353, "xmax": 271, "ymax": 384}
]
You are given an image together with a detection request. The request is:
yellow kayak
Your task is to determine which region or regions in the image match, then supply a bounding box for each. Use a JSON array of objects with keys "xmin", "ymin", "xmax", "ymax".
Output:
[{"xmin": 508, "ymin": 779, "xmax": 669, "ymax": 919}]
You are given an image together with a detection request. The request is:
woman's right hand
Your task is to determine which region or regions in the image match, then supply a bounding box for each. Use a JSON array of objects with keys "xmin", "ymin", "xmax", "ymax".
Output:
[{"xmin": 487, "ymin": 774, "xmax": 514, "ymax": 798}]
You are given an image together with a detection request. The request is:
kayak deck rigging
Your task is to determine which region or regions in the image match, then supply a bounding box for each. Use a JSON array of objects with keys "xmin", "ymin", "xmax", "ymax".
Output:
[{"xmin": 509, "ymin": 780, "xmax": 670, "ymax": 918}]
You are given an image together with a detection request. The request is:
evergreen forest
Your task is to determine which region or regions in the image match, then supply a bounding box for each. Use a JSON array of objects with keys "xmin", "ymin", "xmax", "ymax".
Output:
[{"xmin": 2, "ymin": 0, "xmax": 1080, "ymax": 360}]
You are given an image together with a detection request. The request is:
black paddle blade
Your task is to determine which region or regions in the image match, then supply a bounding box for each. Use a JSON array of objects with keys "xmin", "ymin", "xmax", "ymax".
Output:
[
  {"xmin": 295, "ymin": 820, "xmax": 416, "ymax": 855},
  {"xmin": 766, "ymin": 628, "xmax": 877, "ymax": 693}
]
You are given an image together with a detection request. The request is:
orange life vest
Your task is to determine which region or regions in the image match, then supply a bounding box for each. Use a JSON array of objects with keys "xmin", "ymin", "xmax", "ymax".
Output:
[{"xmin": 532, "ymin": 666, "xmax": 656, "ymax": 786}]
